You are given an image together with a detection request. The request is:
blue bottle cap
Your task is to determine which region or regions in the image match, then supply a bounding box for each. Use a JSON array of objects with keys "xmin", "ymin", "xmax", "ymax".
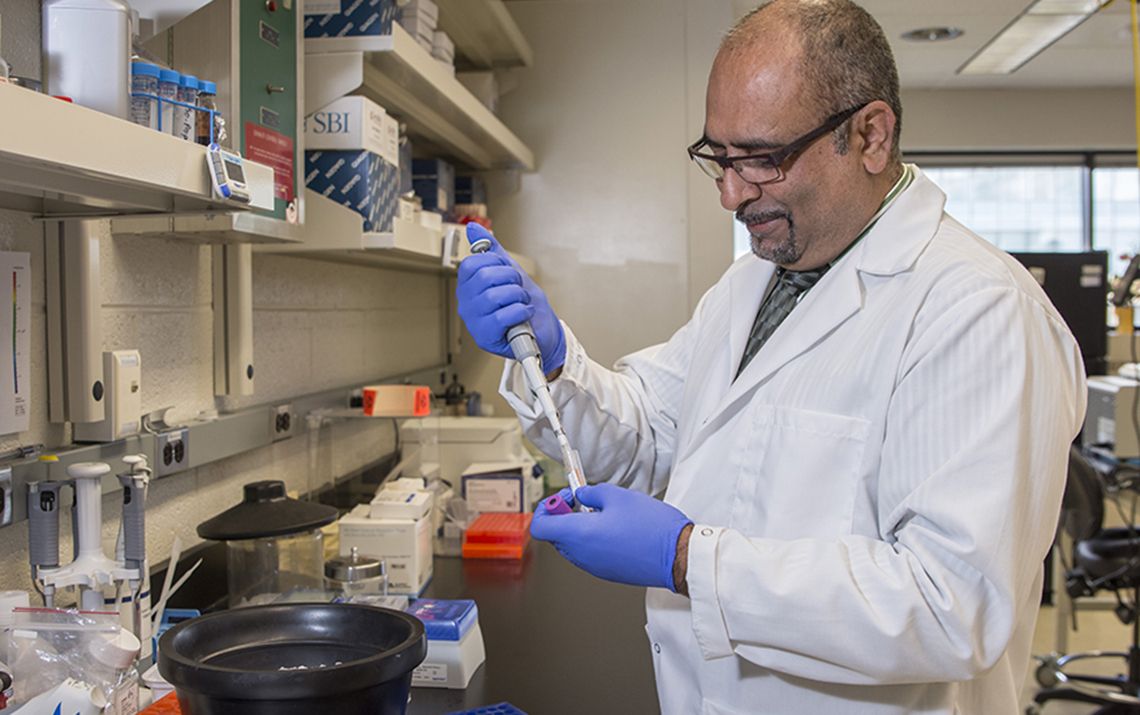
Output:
[
  {"xmin": 179, "ymin": 74, "xmax": 199, "ymax": 89},
  {"xmin": 159, "ymin": 68, "xmax": 180, "ymax": 84},
  {"xmin": 198, "ymin": 80, "xmax": 217, "ymax": 95},
  {"xmin": 130, "ymin": 62, "xmax": 160, "ymax": 78}
]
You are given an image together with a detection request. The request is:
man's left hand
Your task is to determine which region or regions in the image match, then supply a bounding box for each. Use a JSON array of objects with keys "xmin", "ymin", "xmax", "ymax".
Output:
[{"xmin": 531, "ymin": 483, "xmax": 693, "ymax": 592}]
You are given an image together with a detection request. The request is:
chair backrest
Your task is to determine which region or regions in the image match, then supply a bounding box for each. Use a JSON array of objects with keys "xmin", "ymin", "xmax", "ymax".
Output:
[{"xmin": 1060, "ymin": 446, "xmax": 1105, "ymax": 543}]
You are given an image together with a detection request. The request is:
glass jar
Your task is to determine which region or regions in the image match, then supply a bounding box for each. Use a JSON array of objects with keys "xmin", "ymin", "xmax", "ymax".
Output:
[{"xmin": 197, "ymin": 480, "xmax": 339, "ymax": 609}]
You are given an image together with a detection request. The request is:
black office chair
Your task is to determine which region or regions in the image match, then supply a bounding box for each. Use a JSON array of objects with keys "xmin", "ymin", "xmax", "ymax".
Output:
[{"xmin": 1030, "ymin": 447, "xmax": 1140, "ymax": 714}]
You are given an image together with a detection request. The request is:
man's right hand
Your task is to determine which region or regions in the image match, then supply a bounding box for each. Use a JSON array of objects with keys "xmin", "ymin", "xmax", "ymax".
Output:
[{"xmin": 457, "ymin": 224, "xmax": 567, "ymax": 373}]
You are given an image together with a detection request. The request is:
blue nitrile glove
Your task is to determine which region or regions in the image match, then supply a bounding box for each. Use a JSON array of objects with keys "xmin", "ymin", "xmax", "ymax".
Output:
[
  {"xmin": 456, "ymin": 224, "xmax": 566, "ymax": 373},
  {"xmin": 531, "ymin": 483, "xmax": 693, "ymax": 591}
]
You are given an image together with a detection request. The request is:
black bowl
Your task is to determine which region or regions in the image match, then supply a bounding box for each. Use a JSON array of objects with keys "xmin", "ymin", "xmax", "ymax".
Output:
[{"xmin": 158, "ymin": 604, "xmax": 426, "ymax": 715}]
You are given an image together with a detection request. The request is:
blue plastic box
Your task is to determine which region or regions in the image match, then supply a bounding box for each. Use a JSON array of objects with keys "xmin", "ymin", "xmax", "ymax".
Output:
[
  {"xmin": 304, "ymin": 0, "xmax": 399, "ymax": 38},
  {"xmin": 406, "ymin": 599, "xmax": 479, "ymax": 641},
  {"xmin": 455, "ymin": 175, "xmax": 487, "ymax": 205},
  {"xmin": 412, "ymin": 158, "xmax": 455, "ymax": 212},
  {"xmin": 399, "ymin": 136, "xmax": 414, "ymax": 196},
  {"xmin": 305, "ymin": 150, "xmax": 399, "ymax": 232}
]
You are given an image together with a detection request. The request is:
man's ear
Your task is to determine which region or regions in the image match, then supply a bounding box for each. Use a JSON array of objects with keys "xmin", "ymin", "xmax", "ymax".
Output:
[{"xmin": 854, "ymin": 100, "xmax": 896, "ymax": 175}]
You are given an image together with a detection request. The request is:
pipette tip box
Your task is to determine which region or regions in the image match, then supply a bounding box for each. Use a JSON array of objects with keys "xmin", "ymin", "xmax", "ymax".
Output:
[
  {"xmin": 461, "ymin": 513, "xmax": 531, "ymax": 560},
  {"xmin": 406, "ymin": 599, "xmax": 485, "ymax": 688}
]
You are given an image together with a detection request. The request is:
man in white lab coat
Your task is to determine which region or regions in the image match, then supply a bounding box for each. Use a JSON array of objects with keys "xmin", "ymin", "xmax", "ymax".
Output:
[{"xmin": 456, "ymin": 1, "xmax": 1087, "ymax": 712}]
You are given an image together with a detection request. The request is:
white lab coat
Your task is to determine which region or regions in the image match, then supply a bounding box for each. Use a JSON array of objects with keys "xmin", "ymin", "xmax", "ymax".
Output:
[{"xmin": 500, "ymin": 167, "xmax": 1087, "ymax": 714}]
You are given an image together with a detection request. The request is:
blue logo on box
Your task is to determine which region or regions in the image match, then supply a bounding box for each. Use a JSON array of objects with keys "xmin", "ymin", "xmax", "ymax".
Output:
[
  {"xmin": 306, "ymin": 150, "xmax": 398, "ymax": 232},
  {"xmin": 304, "ymin": 0, "xmax": 398, "ymax": 38}
]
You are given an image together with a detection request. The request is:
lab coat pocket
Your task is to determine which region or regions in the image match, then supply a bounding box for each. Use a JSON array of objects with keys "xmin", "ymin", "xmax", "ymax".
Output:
[{"xmin": 733, "ymin": 405, "xmax": 869, "ymax": 539}]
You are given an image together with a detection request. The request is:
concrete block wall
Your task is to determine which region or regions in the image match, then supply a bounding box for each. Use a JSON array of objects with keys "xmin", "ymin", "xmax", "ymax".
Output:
[{"xmin": 0, "ymin": 210, "xmax": 446, "ymax": 595}]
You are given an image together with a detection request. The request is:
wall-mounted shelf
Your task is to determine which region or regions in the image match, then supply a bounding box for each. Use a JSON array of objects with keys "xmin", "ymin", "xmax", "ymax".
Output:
[
  {"xmin": 0, "ymin": 84, "xmax": 275, "ymax": 218},
  {"xmin": 435, "ymin": 0, "xmax": 533, "ymax": 69},
  {"xmin": 110, "ymin": 211, "xmax": 304, "ymax": 245},
  {"xmin": 305, "ymin": 24, "xmax": 535, "ymax": 171},
  {"xmin": 257, "ymin": 191, "xmax": 536, "ymax": 275}
]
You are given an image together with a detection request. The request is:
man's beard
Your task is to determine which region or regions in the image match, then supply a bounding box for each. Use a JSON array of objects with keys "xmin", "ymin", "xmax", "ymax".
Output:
[{"xmin": 738, "ymin": 208, "xmax": 801, "ymax": 265}]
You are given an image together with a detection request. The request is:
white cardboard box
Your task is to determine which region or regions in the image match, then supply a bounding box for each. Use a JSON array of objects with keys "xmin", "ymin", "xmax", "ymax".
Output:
[
  {"xmin": 370, "ymin": 489, "xmax": 432, "ymax": 520},
  {"xmin": 461, "ymin": 461, "xmax": 531, "ymax": 513},
  {"xmin": 402, "ymin": 0, "xmax": 439, "ymax": 25},
  {"xmin": 305, "ymin": 95, "xmax": 399, "ymax": 166},
  {"xmin": 338, "ymin": 506, "xmax": 433, "ymax": 595}
]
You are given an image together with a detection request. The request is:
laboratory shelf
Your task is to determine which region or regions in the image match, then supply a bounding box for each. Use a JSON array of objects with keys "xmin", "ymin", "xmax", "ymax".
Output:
[
  {"xmin": 435, "ymin": 0, "xmax": 534, "ymax": 69},
  {"xmin": 257, "ymin": 191, "xmax": 448, "ymax": 272},
  {"xmin": 110, "ymin": 211, "xmax": 304, "ymax": 245},
  {"xmin": 257, "ymin": 191, "xmax": 536, "ymax": 275},
  {"xmin": 305, "ymin": 24, "xmax": 535, "ymax": 171},
  {"xmin": 0, "ymin": 83, "xmax": 275, "ymax": 219}
]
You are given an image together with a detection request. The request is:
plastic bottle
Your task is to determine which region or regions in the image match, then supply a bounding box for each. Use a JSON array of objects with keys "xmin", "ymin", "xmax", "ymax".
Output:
[
  {"xmin": 195, "ymin": 80, "xmax": 219, "ymax": 146},
  {"xmin": 157, "ymin": 68, "xmax": 180, "ymax": 135},
  {"xmin": 174, "ymin": 73, "xmax": 199, "ymax": 142},
  {"xmin": 0, "ymin": 591, "xmax": 28, "ymax": 660},
  {"xmin": 42, "ymin": 0, "xmax": 132, "ymax": 119},
  {"xmin": 86, "ymin": 630, "xmax": 141, "ymax": 715},
  {"xmin": 129, "ymin": 62, "xmax": 159, "ymax": 131}
]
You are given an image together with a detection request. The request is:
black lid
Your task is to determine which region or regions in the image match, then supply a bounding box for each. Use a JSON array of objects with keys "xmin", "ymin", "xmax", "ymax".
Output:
[{"xmin": 197, "ymin": 480, "xmax": 338, "ymax": 541}]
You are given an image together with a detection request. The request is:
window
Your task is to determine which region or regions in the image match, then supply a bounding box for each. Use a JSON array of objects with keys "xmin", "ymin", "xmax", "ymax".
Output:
[
  {"xmin": 921, "ymin": 166, "xmax": 1085, "ymax": 253},
  {"xmin": 1092, "ymin": 167, "xmax": 1140, "ymax": 278}
]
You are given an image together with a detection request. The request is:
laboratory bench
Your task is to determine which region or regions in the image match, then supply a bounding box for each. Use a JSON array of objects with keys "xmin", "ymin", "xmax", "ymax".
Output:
[
  {"xmin": 152, "ymin": 537, "xmax": 660, "ymax": 715},
  {"xmin": 406, "ymin": 544, "xmax": 660, "ymax": 714}
]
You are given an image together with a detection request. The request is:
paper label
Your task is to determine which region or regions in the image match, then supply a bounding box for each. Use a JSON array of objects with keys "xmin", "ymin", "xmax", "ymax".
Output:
[
  {"xmin": 465, "ymin": 477, "xmax": 522, "ymax": 512},
  {"xmin": 412, "ymin": 662, "xmax": 448, "ymax": 684},
  {"xmin": 0, "ymin": 252, "xmax": 30, "ymax": 436},
  {"xmin": 305, "ymin": 0, "xmax": 341, "ymax": 14},
  {"xmin": 245, "ymin": 122, "xmax": 295, "ymax": 203}
]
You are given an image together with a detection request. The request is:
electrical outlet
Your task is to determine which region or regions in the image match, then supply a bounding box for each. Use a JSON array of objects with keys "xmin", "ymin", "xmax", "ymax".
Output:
[
  {"xmin": 271, "ymin": 403, "xmax": 295, "ymax": 441},
  {"xmin": 156, "ymin": 428, "xmax": 190, "ymax": 477},
  {"xmin": 0, "ymin": 467, "xmax": 11, "ymax": 527}
]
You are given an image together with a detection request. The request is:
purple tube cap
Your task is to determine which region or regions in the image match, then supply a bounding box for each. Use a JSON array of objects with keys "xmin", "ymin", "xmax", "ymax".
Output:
[{"xmin": 543, "ymin": 494, "xmax": 573, "ymax": 515}]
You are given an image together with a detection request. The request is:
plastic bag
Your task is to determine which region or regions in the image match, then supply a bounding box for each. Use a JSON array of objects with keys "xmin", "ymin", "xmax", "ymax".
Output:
[{"xmin": 8, "ymin": 608, "xmax": 131, "ymax": 712}]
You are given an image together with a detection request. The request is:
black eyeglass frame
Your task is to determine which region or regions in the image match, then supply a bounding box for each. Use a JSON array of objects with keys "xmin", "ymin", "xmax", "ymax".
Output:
[{"xmin": 687, "ymin": 102, "xmax": 870, "ymax": 184}]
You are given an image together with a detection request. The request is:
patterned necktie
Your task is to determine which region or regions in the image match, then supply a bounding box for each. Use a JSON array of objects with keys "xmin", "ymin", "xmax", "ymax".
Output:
[{"xmin": 736, "ymin": 267, "xmax": 828, "ymax": 378}]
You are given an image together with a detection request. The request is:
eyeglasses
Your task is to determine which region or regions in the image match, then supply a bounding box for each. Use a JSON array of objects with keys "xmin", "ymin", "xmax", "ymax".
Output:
[{"xmin": 687, "ymin": 103, "xmax": 869, "ymax": 185}]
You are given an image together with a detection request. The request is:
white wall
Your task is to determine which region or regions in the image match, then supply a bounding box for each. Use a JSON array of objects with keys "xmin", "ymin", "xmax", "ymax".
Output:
[
  {"xmin": 0, "ymin": 210, "xmax": 446, "ymax": 593},
  {"xmin": 901, "ymin": 88, "xmax": 1135, "ymax": 152},
  {"xmin": 454, "ymin": 0, "xmax": 737, "ymax": 416}
]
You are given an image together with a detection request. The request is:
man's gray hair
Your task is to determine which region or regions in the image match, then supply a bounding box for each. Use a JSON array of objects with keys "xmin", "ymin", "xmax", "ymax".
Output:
[{"xmin": 724, "ymin": 0, "xmax": 902, "ymax": 162}]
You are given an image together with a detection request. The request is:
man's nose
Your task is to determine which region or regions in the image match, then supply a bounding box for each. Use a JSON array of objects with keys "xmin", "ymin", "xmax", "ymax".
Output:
[{"xmin": 718, "ymin": 167, "xmax": 763, "ymax": 212}]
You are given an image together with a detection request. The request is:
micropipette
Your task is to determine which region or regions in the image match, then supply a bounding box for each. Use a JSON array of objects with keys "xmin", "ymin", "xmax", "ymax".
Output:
[{"xmin": 468, "ymin": 233, "xmax": 590, "ymax": 508}]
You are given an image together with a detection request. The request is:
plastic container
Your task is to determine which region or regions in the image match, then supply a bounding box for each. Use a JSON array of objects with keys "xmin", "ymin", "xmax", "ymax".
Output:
[
  {"xmin": 0, "ymin": 590, "xmax": 29, "ymax": 653},
  {"xmin": 195, "ymin": 80, "xmax": 219, "ymax": 146},
  {"xmin": 197, "ymin": 481, "xmax": 338, "ymax": 608},
  {"xmin": 461, "ymin": 513, "xmax": 532, "ymax": 560},
  {"xmin": 157, "ymin": 68, "xmax": 180, "ymax": 135},
  {"xmin": 174, "ymin": 73, "xmax": 199, "ymax": 141},
  {"xmin": 42, "ymin": 0, "xmax": 132, "ymax": 119},
  {"xmin": 404, "ymin": 599, "xmax": 485, "ymax": 689},
  {"xmin": 157, "ymin": 603, "xmax": 426, "ymax": 715},
  {"xmin": 129, "ymin": 61, "xmax": 159, "ymax": 130}
]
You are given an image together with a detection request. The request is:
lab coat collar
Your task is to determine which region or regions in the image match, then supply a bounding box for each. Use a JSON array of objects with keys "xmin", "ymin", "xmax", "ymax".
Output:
[
  {"xmin": 687, "ymin": 166, "xmax": 946, "ymax": 452},
  {"xmin": 852, "ymin": 165, "xmax": 946, "ymax": 277}
]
